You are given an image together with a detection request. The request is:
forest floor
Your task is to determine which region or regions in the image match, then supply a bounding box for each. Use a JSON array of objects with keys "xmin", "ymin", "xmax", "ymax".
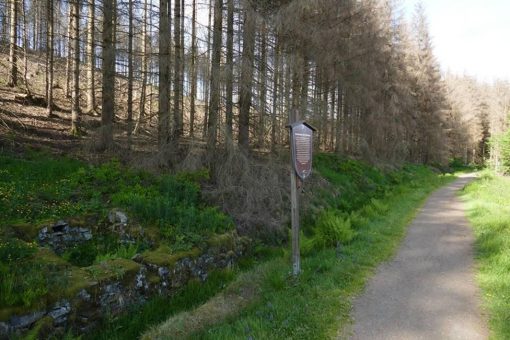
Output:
[
  {"xmin": 0, "ymin": 52, "xmax": 162, "ymax": 164},
  {"xmin": 349, "ymin": 174, "xmax": 488, "ymax": 339},
  {"xmin": 0, "ymin": 84, "xmax": 81, "ymax": 153}
]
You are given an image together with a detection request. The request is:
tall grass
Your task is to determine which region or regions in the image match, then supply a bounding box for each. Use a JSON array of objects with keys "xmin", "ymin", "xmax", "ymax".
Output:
[{"xmin": 461, "ymin": 172, "xmax": 510, "ymax": 339}]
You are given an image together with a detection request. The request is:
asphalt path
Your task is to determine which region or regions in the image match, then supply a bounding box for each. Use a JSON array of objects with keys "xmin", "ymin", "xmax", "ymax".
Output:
[{"xmin": 349, "ymin": 174, "xmax": 488, "ymax": 340}]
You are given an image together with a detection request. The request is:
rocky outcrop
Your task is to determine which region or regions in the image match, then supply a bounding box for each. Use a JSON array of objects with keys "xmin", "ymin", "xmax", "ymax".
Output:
[{"xmin": 38, "ymin": 220, "xmax": 93, "ymax": 254}]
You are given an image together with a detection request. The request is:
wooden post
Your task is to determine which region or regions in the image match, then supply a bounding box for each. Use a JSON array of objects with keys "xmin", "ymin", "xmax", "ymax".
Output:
[{"xmin": 290, "ymin": 166, "xmax": 300, "ymax": 276}]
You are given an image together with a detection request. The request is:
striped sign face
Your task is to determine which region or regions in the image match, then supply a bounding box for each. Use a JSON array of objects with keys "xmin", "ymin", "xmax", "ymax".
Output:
[{"xmin": 290, "ymin": 122, "xmax": 314, "ymax": 180}]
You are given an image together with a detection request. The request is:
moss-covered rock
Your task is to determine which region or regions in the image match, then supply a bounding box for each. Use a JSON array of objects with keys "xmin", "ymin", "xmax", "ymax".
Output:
[
  {"xmin": 137, "ymin": 246, "xmax": 201, "ymax": 268},
  {"xmin": 85, "ymin": 258, "xmax": 141, "ymax": 284},
  {"xmin": 207, "ymin": 231, "xmax": 251, "ymax": 256}
]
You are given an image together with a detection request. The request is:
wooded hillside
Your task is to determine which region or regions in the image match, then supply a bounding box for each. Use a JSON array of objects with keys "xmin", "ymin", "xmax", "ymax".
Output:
[{"xmin": 1, "ymin": 0, "xmax": 508, "ymax": 165}]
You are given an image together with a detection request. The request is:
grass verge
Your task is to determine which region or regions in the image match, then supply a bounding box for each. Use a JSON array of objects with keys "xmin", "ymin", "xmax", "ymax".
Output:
[
  {"xmin": 461, "ymin": 171, "xmax": 510, "ymax": 339},
  {"xmin": 143, "ymin": 166, "xmax": 454, "ymax": 339}
]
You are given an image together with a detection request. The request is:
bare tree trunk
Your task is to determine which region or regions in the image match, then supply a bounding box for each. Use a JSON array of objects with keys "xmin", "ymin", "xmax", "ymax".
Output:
[
  {"xmin": 34, "ymin": 2, "xmax": 39, "ymax": 50},
  {"xmin": 180, "ymin": 0, "xmax": 185, "ymax": 118},
  {"xmin": 86, "ymin": 0, "xmax": 96, "ymax": 113},
  {"xmin": 207, "ymin": 0, "xmax": 223, "ymax": 149},
  {"xmin": 312, "ymin": 69, "xmax": 320, "ymax": 137},
  {"xmin": 100, "ymin": 0, "xmax": 115, "ymax": 149},
  {"xmin": 135, "ymin": 0, "xmax": 148, "ymax": 134},
  {"xmin": 335, "ymin": 82, "xmax": 343, "ymax": 153},
  {"xmin": 8, "ymin": 0, "xmax": 17, "ymax": 87},
  {"xmin": 348, "ymin": 105, "xmax": 353, "ymax": 153},
  {"xmin": 46, "ymin": 0, "xmax": 54, "ymax": 117},
  {"xmin": 172, "ymin": 0, "xmax": 182, "ymax": 140},
  {"xmin": 1, "ymin": 3, "xmax": 9, "ymax": 45},
  {"xmin": 257, "ymin": 23, "xmax": 267, "ymax": 149},
  {"xmin": 158, "ymin": 0, "xmax": 170, "ymax": 146},
  {"xmin": 127, "ymin": 0, "xmax": 133, "ymax": 149},
  {"xmin": 32, "ymin": 4, "xmax": 36, "ymax": 50},
  {"xmin": 65, "ymin": 4, "xmax": 72, "ymax": 97},
  {"xmin": 202, "ymin": 0, "xmax": 212, "ymax": 139},
  {"xmin": 55, "ymin": 0, "xmax": 63, "ymax": 56},
  {"xmin": 112, "ymin": 0, "xmax": 117, "ymax": 50},
  {"xmin": 21, "ymin": 0, "xmax": 30, "ymax": 95},
  {"xmin": 341, "ymin": 90, "xmax": 349, "ymax": 153},
  {"xmin": 329, "ymin": 87, "xmax": 336, "ymax": 151},
  {"xmin": 224, "ymin": 0, "xmax": 234, "ymax": 139},
  {"xmin": 300, "ymin": 57, "xmax": 309, "ymax": 120},
  {"xmin": 147, "ymin": 9, "xmax": 154, "ymax": 122},
  {"xmin": 291, "ymin": 54, "xmax": 303, "ymax": 123},
  {"xmin": 270, "ymin": 34, "xmax": 280, "ymax": 152},
  {"xmin": 282, "ymin": 59, "xmax": 291, "ymax": 144},
  {"xmin": 189, "ymin": 0, "xmax": 197, "ymax": 137},
  {"xmin": 321, "ymin": 85, "xmax": 329, "ymax": 150},
  {"xmin": 238, "ymin": 4, "xmax": 256, "ymax": 150},
  {"xmin": 36, "ymin": 2, "xmax": 43, "ymax": 51},
  {"xmin": 356, "ymin": 107, "xmax": 361, "ymax": 153},
  {"xmin": 70, "ymin": 0, "xmax": 80, "ymax": 135}
]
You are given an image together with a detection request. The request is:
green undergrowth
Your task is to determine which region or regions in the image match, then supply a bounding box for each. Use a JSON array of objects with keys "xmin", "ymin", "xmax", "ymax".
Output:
[
  {"xmin": 0, "ymin": 150, "xmax": 233, "ymax": 247},
  {"xmin": 0, "ymin": 150, "xmax": 233, "ymax": 311},
  {"xmin": 0, "ymin": 239, "xmax": 50, "ymax": 308},
  {"xmin": 461, "ymin": 172, "xmax": 510, "ymax": 339},
  {"xmin": 145, "ymin": 156, "xmax": 454, "ymax": 339},
  {"xmin": 300, "ymin": 154, "xmax": 439, "ymax": 254}
]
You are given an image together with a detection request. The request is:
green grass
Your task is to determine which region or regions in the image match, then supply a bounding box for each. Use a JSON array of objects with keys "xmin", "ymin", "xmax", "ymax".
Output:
[
  {"xmin": 0, "ymin": 150, "xmax": 233, "ymax": 248},
  {"xmin": 145, "ymin": 160, "xmax": 454, "ymax": 339},
  {"xmin": 461, "ymin": 171, "xmax": 510, "ymax": 339},
  {"xmin": 0, "ymin": 151, "xmax": 230, "ymax": 229},
  {"xmin": 0, "ymin": 150, "xmax": 85, "ymax": 222},
  {"xmin": 0, "ymin": 150, "xmax": 234, "ymax": 311},
  {"xmin": 313, "ymin": 154, "xmax": 392, "ymax": 212}
]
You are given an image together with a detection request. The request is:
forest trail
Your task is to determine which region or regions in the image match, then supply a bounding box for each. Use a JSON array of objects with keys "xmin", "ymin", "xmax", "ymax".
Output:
[{"xmin": 348, "ymin": 174, "xmax": 488, "ymax": 340}]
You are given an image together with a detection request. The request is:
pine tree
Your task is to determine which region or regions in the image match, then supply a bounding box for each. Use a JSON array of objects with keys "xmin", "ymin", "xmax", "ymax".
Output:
[
  {"xmin": 8, "ymin": 0, "xmax": 18, "ymax": 87},
  {"xmin": 207, "ymin": 0, "xmax": 223, "ymax": 149},
  {"xmin": 100, "ymin": 0, "xmax": 116, "ymax": 149},
  {"xmin": 238, "ymin": 3, "xmax": 256, "ymax": 150}
]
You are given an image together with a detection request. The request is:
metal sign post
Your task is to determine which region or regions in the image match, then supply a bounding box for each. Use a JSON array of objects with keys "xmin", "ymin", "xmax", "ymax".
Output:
[{"xmin": 288, "ymin": 121, "xmax": 316, "ymax": 276}]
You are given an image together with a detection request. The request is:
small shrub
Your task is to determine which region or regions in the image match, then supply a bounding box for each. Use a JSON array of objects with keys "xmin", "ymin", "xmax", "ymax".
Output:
[
  {"xmin": 302, "ymin": 211, "xmax": 356, "ymax": 255},
  {"xmin": 300, "ymin": 232, "xmax": 317, "ymax": 256},
  {"xmin": 361, "ymin": 198, "xmax": 389, "ymax": 218},
  {"xmin": 370, "ymin": 198, "xmax": 390, "ymax": 214},
  {"xmin": 314, "ymin": 211, "xmax": 356, "ymax": 247},
  {"xmin": 62, "ymin": 234, "xmax": 122, "ymax": 267},
  {"xmin": 350, "ymin": 211, "xmax": 369, "ymax": 229},
  {"xmin": 62, "ymin": 242, "xmax": 97, "ymax": 267}
]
